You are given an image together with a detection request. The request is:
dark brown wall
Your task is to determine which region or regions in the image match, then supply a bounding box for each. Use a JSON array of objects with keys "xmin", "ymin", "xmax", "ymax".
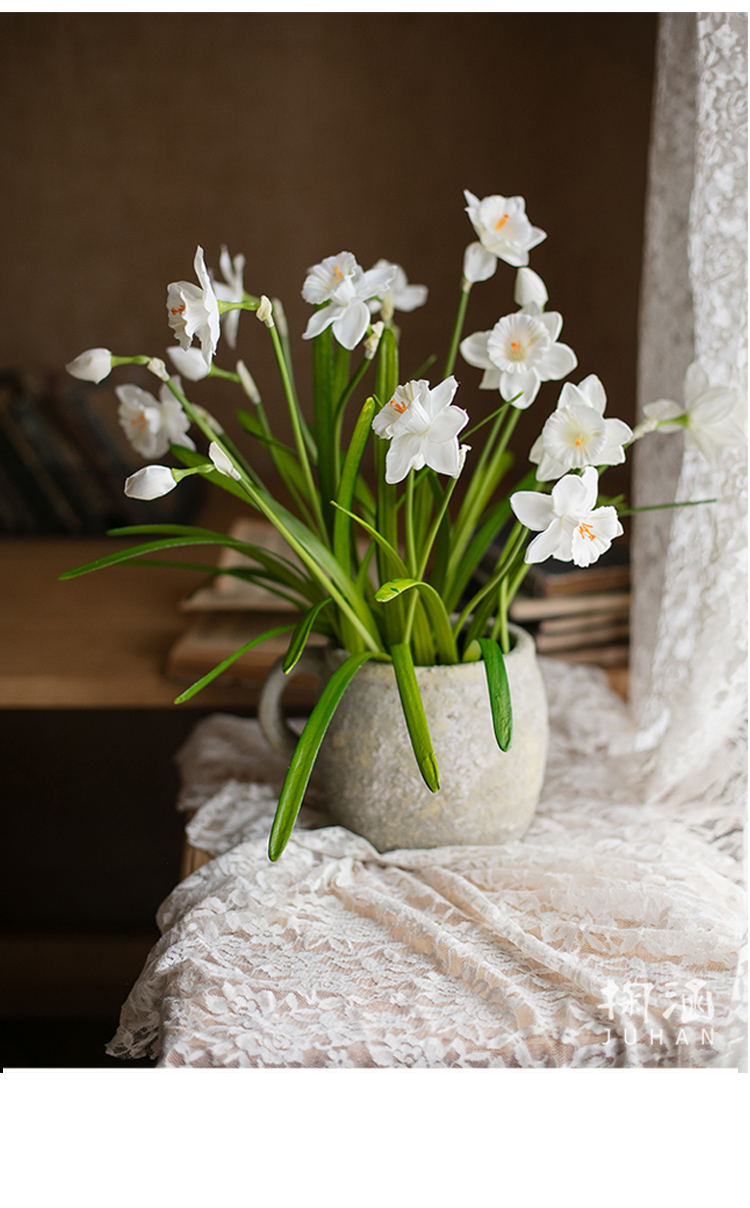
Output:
[{"xmin": 3, "ymin": 12, "xmax": 656, "ymax": 490}]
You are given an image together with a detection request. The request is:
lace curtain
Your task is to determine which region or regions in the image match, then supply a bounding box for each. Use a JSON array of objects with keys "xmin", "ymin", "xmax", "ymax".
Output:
[{"xmin": 108, "ymin": 13, "xmax": 747, "ymax": 1068}]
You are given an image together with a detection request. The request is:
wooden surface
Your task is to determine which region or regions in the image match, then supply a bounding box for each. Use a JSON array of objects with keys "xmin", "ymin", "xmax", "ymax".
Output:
[{"xmin": 0, "ymin": 534, "xmax": 287, "ymax": 708}]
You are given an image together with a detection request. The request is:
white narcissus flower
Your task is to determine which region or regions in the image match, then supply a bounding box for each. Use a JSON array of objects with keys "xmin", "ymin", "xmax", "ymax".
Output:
[
  {"xmin": 212, "ymin": 245, "xmax": 246, "ymax": 349},
  {"xmin": 302, "ymin": 252, "xmax": 394, "ymax": 350},
  {"xmin": 368, "ymin": 260, "xmax": 428, "ymax": 320},
  {"xmin": 643, "ymin": 362, "xmax": 747, "ymax": 468},
  {"xmin": 116, "ymin": 385, "xmax": 164, "ymax": 459},
  {"xmin": 166, "ymin": 346, "xmax": 211, "ymax": 382},
  {"xmin": 530, "ymin": 376, "xmax": 633, "ymax": 481},
  {"xmin": 511, "ymin": 466, "xmax": 624, "ymax": 568},
  {"xmin": 209, "ymin": 441, "xmax": 242, "ymax": 481},
  {"xmin": 460, "ymin": 303, "xmax": 577, "ymax": 409},
  {"xmin": 66, "ymin": 348, "xmax": 113, "ymax": 383},
  {"xmin": 464, "ymin": 190, "xmax": 546, "ymax": 269},
  {"xmin": 157, "ymin": 378, "xmax": 196, "ymax": 451},
  {"xmin": 116, "ymin": 382, "xmax": 195, "ymax": 459},
  {"xmin": 514, "ymin": 267, "xmax": 548, "ymax": 309},
  {"xmin": 167, "ymin": 246, "xmax": 221, "ymax": 368},
  {"xmin": 124, "ymin": 465, "xmax": 178, "ymax": 500},
  {"xmin": 371, "ymin": 376, "xmax": 469, "ymax": 484}
]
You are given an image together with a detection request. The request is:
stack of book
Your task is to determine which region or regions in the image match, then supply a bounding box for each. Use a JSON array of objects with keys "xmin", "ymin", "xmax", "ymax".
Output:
[
  {"xmin": 507, "ymin": 547, "xmax": 630, "ymax": 667},
  {"xmin": 465, "ymin": 527, "xmax": 630, "ymax": 669},
  {"xmin": 0, "ymin": 370, "xmax": 202, "ymax": 535}
]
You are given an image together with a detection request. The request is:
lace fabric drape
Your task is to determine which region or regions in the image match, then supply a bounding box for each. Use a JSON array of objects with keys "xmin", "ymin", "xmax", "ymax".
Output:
[{"xmin": 108, "ymin": 13, "xmax": 747, "ymax": 1068}]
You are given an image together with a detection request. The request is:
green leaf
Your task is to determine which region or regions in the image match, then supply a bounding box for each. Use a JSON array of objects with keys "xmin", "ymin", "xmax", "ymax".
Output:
[
  {"xmin": 374, "ymin": 578, "xmax": 457, "ymax": 665},
  {"xmin": 268, "ymin": 651, "xmax": 381, "ymax": 860},
  {"xmin": 333, "ymin": 395, "xmax": 376, "ymax": 572},
  {"xmin": 174, "ymin": 624, "xmax": 296, "ymax": 704},
  {"xmin": 390, "ymin": 642, "xmax": 440, "ymax": 792},
  {"xmin": 59, "ymin": 531, "xmax": 312, "ymax": 601},
  {"xmin": 282, "ymin": 599, "xmax": 333, "ymax": 673},
  {"xmin": 330, "ymin": 501, "xmax": 408, "ymax": 578},
  {"xmin": 477, "ymin": 637, "xmax": 512, "ymax": 751}
]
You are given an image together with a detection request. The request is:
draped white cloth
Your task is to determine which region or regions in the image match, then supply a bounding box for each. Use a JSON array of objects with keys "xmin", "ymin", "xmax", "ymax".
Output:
[{"xmin": 107, "ymin": 13, "xmax": 747, "ymax": 1068}]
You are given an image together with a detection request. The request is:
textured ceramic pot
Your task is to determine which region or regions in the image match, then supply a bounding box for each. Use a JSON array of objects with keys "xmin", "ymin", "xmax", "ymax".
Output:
[{"xmin": 258, "ymin": 623, "xmax": 548, "ymax": 852}]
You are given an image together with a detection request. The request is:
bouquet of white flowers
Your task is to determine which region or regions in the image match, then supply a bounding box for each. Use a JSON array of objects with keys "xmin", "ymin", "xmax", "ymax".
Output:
[{"xmin": 64, "ymin": 190, "xmax": 744, "ymax": 858}]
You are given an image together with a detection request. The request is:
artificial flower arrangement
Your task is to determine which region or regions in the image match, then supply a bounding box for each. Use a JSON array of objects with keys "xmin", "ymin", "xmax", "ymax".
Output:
[{"xmin": 64, "ymin": 190, "xmax": 745, "ymax": 859}]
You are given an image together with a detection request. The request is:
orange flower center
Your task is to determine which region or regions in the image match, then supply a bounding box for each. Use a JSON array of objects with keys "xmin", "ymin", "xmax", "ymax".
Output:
[
  {"xmin": 578, "ymin": 522, "xmax": 596, "ymax": 542},
  {"xmin": 494, "ymin": 213, "xmax": 509, "ymax": 231},
  {"xmin": 389, "ymin": 397, "xmax": 407, "ymax": 414}
]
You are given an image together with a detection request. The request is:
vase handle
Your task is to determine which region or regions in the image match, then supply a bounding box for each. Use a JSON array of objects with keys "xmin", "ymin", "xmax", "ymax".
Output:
[{"xmin": 257, "ymin": 649, "xmax": 328, "ymax": 759}]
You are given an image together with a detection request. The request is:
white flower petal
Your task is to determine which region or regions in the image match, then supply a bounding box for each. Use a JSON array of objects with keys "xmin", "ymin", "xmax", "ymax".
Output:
[
  {"xmin": 576, "ymin": 374, "xmax": 607, "ymax": 415},
  {"xmin": 510, "ymin": 490, "xmax": 554, "ymax": 532},
  {"xmin": 540, "ymin": 341, "xmax": 577, "ymax": 382},
  {"xmin": 332, "ymin": 299, "xmax": 371, "ymax": 350},
  {"xmin": 302, "ymin": 306, "xmax": 336, "ymax": 341},
  {"xmin": 500, "ymin": 368, "xmax": 540, "ymax": 408},
  {"xmin": 427, "ymin": 375, "xmax": 460, "ymax": 416},
  {"xmin": 526, "ymin": 520, "xmax": 572, "ymax": 564},
  {"xmin": 460, "ymin": 331, "xmax": 494, "ymax": 370},
  {"xmin": 385, "ymin": 434, "xmax": 426, "ymax": 483}
]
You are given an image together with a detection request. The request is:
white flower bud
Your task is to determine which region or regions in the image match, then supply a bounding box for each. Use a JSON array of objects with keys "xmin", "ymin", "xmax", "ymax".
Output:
[
  {"xmin": 364, "ymin": 322, "xmax": 384, "ymax": 360},
  {"xmin": 124, "ymin": 465, "xmax": 178, "ymax": 500},
  {"xmin": 256, "ymin": 295, "xmax": 274, "ymax": 327},
  {"xmin": 514, "ymin": 267, "xmax": 548, "ymax": 309},
  {"xmin": 147, "ymin": 357, "xmax": 170, "ymax": 382},
  {"xmin": 209, "ymin": 441, "xmax": 242, "ymax": 481},
  {"xmin": 166, "ymin": 346, "xmax": 211, "ymax": 382},
  {"xmin": 66, "ymin": 348, "xmax": 113, "ymax": 383},
  {"xmin": 236, "ymin": 360, "xmax": 261, "ymax": 404},
  {"xmin": 462, "ymin": 242, "xmax": 497, "ymax": 285}
]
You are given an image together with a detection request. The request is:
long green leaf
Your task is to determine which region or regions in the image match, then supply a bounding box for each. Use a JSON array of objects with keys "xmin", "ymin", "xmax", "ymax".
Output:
[
  {"xmin": 268, "ymin": 651, "xmax": 382, "ymax": 860},
  {"xmin": 375, "ymin": 578, "xmax": 458, "ymax": 664},
  {"xmin": 477, "ymin": 637, "xmax": 512, "ymax": 751},
  {"xmin": 330, "ymin": 501, "xmax": 408, "ymax": 578},
  {"xmin": 174, "ymin": 624, "xmax": 296, "ymax": 704},
  {"xmin": 390, "ymin": 642, "xmax": 440, "ymax": 792},
  {"xmin": 333, "ymin": 395, "xmax": 376, "ymax": 571},
  {"xmin": 59, "ymin": 533, "xmax": 312, "ymax": 599},
  {"xmin": 283, "ymin": 599, "xmax": 333, "ymax": 673}
]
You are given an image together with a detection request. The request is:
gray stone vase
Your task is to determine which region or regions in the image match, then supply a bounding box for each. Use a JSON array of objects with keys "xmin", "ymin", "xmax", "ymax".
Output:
[{"xmin": 258, "ymin": 623, "xmax": 548, "ymax": 853}]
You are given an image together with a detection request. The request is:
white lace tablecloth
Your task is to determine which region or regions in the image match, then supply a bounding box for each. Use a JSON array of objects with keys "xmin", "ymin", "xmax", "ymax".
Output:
[{"xmin": 107, "ymin": 660, "xmax": 746, "ymax": 1068}]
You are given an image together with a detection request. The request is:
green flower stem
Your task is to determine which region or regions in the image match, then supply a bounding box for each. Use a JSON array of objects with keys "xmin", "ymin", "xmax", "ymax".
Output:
[
  {"xmin": 449, "ymin": 406, "xmax": 519, "ymax": 582},
  {"xmin": 267, "ymin": 323, "xmax": 327, "ymax": 541},
  {"xmin": 443, "ymin": 279, "xmax": 472, "ymax": 378},
  {"xmin": 452, "ymin": 520, "xmax": 526, "ymax": 641},
  {"xmin": 404, "ymin": 470, "xmax": 417, "ymax": 576},
  {"xmin": 164, "ymin": 377, "xmax": 380, "ymax": 652},
  {"xmin": 618, "ymin": 497, "xmax": 717, "ymax": 515},
  {"xmin": 110, "ymin": 355, "xmax": 151, "ymax": 368},
  {"xmin": 417, "ymin": 476, "xmax": 458, "ymax": 582}
]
